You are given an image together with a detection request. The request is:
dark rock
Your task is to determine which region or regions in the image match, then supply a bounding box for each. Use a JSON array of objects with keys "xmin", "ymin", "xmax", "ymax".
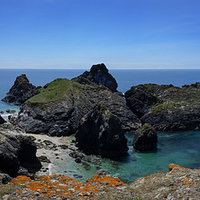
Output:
[
  {"xmin": 8, "ymin": 115, "xmax": 18, "ymax": 125},
  {"xmin": 69, "ymin": 151, "xmax": 85, "ymax": 163},
  {"xmin": 18, "ymin": 78, "xmax": 140, "ymax": 136},
  {"xmin": 75, "ymin": 157, "xmax": 82, "ymax": 163},
  {"xmin": 2, "ymin": 74, "xmax": 41, "ymax": 105},
  {"xmin": 75, "ymin": 105, "xmax": 128, "ymax": 158},
  {"xmin": 2, "ymin": 174, "xmax": 12, "ymax": 184},
  {"xmin": 58, "ymin": 144, "xmax": 68, "ymax": 149},
  {"xmin": 182, "ymin": 82, "xmax": 200, "ymax": 89},
  {"xmin": 0, "ymin": 111, "xmax": 4, "ymax": 114},
  {"xmin": 0, "ymin": 115, "xmax": 5, "ymax": 124},
  {"xmin": 141, "ymin": 108, "xmax": 200, "ymax": 131},
  {"xmin": 133, "ymin": 123, "xmax": 157, "ymax": 151},
  {"xmin": 17, "ymin": 166, "xmax": 35, "ymax": 178},
  {"xmin": 43, "ymin": 140, "xmax": 53, "ymax": 146},
  {"xmin": 17, "ymin": 166, "xmax": 29, "ymax": 175},
  {"xmin": 0, "ymin": 132, "xmax": 42, "ymax": 177},
  {"xmin": 97, "ymin": 169, "xmax": 110, "ymax": 176},
  {"xmin": 125, "ymin": 84, "xmax": 160, "ymax": 118},
  {"xmin": 38, "ymin": 156, "xmax": 51, "ymax": 163},
  {"xmin": 72, "ymin": 63, "xmax": 118, "ymax": 92},
  {"xmin": 126, "ymin": 83, "xmax": 200, "ymax": 131}
]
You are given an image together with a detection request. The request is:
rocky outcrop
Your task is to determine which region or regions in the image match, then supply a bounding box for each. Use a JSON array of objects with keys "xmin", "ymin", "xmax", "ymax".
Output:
[
  {"xmin": 125, "ymin": 83, "xmax": 200, "ymax": 131},
  {"xmin": 75, "ymin": 105, "xmax": 128, "ymax": 158},
  {"xmin": 0, "ymin": 132, "xmax": 42, "ymax": 177},
  {"xmin": 2, "ymin": 74, "xmax": 41, "ymax": 105},
  {"xmin": 18, "ymin": 79, "xmax": 140, "ymax": 136},
  {"xmin": 125, "ymin": 85, "xmax": 160, "ymax": 118},
  {"xmin": 0, "ymin": 115, "xmax": 5, "ymax": 124},
  {"xmin": 133, "ymin": 123, "xmax": 157, "ymax": 151},
  {"xmin": 72, "ymin": 63, "xmax": 118, "ymax": 92}
]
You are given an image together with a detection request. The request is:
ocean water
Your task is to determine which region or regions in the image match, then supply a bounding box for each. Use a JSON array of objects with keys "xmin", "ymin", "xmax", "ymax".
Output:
[{"xmin": 1, "ymin": 69, "xmax": 200, "ymax": 183}]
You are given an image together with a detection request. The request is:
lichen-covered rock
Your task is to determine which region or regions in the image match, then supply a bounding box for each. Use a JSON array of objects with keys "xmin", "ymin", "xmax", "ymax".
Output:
[
  {"xmin": 133, "ymin": 123, "xmax": 157, "ymax": 151},
  {"xmin": 0, "ymin": 132, "xmax": 42, "ymax": 177},
  {"xmin": 72, "ymin": 63, "xmax": 118, "ymax": 92},
  {"xmin": 75, "ymin": 105, "xmax": 128, "ymax": 158},
  {"xmin": 18, "ymin": 79, "xmax": 140, "ymax": 136},
  {"xmin": 2, "ymin": 74, "xmax": 41, "ymax": 105}
]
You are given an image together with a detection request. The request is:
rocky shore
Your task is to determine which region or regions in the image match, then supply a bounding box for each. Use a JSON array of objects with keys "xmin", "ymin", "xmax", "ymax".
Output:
[
  {"xmin": 1, "ymin": 63, "xmax": 200, "ymax": 199},
  {"xmin": 1, "ymin": 164, "xmax": 200, "ymax": 199}
]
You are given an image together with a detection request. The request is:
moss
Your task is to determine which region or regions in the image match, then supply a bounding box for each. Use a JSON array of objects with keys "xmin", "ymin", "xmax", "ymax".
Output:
[
  {"xmin": 152, "ymin": 102, "xmax": 186, "ymax": 113},
  {"xmin": 26, "ymin": 79, "xmax": 82, "ymax": 104}
]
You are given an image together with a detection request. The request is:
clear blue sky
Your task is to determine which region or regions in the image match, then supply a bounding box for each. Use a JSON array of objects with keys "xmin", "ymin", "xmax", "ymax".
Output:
[{"xmin": 0, "ymin": 0, "xmax": 200, "ymax": 69}]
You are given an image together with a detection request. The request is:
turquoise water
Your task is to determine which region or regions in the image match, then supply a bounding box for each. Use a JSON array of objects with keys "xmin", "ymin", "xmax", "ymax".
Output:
[
  {"xmin": 51, "ymin": 131, "xmax": 200, "ymax": 184},
  {"xmin": 1, "ymin": 69, "xmax": 200, "ymax": 183}
]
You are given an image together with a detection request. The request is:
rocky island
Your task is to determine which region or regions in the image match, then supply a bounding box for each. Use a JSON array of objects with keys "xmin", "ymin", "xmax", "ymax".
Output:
[{"xmin": 125, "ymin": 83, "xmax": 200, "ymax": 131}]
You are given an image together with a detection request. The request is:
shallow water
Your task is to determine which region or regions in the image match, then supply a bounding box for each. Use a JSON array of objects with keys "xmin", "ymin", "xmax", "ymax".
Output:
[{"xmin": 50, "ymin": 131, "xmax": 200, "ymax": 184}]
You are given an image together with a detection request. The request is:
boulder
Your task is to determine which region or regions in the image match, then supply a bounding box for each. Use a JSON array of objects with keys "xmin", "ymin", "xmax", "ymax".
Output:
[
  {"xmin": 0, "ymin": 115, "xmax": 5, "ymax": 124},
  {"xmin": 75, "ymin": 105, "xmax": 128, "ymax": 158},
  {"xmin": 0, "ymin": 132, "xmax": 42, "ymax": 177},
  {"xmin": 18, "ymin": 78, "xmax": 140, "ymax": 136},
  {"xmin": 133, "ymin": 123, "xmax": 157, "ymax": 151},
  {"xmin": 72, "ymin": 63, "xmax": 118, "ymax": 92},
  {"xmin": 2, "ymin": 74, "xmax": 41, "ymax": 105}
]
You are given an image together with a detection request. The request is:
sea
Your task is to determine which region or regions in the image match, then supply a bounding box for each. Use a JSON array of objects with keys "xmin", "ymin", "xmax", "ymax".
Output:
[{"xmin": 1, "ymin": 69, "xmax": 200, "ymax": 184}]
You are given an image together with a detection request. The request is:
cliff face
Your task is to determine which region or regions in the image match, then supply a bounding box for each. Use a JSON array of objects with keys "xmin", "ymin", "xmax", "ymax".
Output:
[
  {"xmin": 125, "ymin": 83, "xmax": 200, "ymax": 131},
  {"xmin": 0, "ymin": 132, "xmax": 42, "ymax": 177},
  {"xmin": 18, "ymin": 79, "xmax": 140, "ymax": 136}
]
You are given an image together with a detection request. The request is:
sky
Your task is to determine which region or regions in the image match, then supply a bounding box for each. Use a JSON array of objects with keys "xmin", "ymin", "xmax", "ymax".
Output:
[{"xmin": 0, "ymin": 0, "xmax": 200, "ymax": 69}]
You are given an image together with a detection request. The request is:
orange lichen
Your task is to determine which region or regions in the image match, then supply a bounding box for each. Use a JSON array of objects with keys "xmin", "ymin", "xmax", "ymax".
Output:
[
  {"xmin": 181, "ymin": 177, "xmax": 193, "ymax": 188},
  {"xmin": 168, "ymin": 164, "xmax": 189, "ymax": 173},
  {"xmin": 10, "ymin": 174, "xmax": 102, "ymax": 198},
  {"xmin": 86, "ymin": 175, "xmax": 128, "ymax": 187},
  {"xmin": 131, "ymin": 176, "xmax": 149, "ymax": 186},
  {"xmin": 10, "ymin": 175, "xmax": 32, "ymax": 185}
]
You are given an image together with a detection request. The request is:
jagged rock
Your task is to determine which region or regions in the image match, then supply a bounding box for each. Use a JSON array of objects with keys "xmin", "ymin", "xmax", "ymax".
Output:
[
  {"xmin": 133, "ymin": 123, "xmax": 157, "ymax": 151},
  {"xmin": 75, "ymin": 105, "xmax": 128, "ymax": 158},
  {"xmin": 72, "ymin": 63, "xmax": 118, "ymax": 92},
  {"xmin": 125, "ymin": 83, "xmax": 200, "ymax": 131},
  {"xmin": 0, "ymin": 132, "xmax": 42, "ymax": 177},
  {"xmin": 2, "ymin": 74, "xmax": 41, "ymax": 105},
  {"xmin": 18, "ymin": 78, "xmax": 140, "ymax": 136},
  {"xmin": 0, "ymin": 115, "xmax": 5, "ymax": 124}
]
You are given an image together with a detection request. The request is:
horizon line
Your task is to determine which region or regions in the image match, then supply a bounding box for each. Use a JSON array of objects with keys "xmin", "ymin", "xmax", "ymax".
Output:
[{"xmin": 0, "ymin": 68, "xmax": 200, "ymax": 70}]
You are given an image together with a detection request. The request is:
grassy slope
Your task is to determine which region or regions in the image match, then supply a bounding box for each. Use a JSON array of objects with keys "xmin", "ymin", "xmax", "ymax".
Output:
[{"xmin": 27, "ymin": 78, "xmax": 82, "ymax": 104}]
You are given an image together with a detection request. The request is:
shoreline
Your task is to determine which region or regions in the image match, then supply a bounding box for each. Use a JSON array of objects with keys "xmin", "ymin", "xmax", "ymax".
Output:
[{"xmin": 25, "ymin": 133, "xmax": 78, "ymax": 177}]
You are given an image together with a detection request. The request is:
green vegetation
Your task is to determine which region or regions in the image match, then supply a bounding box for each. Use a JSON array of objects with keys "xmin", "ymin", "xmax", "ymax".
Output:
[
  {"xmin": 152, "ymin": 102, "xmax": 186, "ymax": 113},
  {"xmin": 27, "ymin": 79, "xmax": 82, "ymax": 104},
  {"xmin": 0, "ymin": 175, "xmax": 25, "ymax": 198}
]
